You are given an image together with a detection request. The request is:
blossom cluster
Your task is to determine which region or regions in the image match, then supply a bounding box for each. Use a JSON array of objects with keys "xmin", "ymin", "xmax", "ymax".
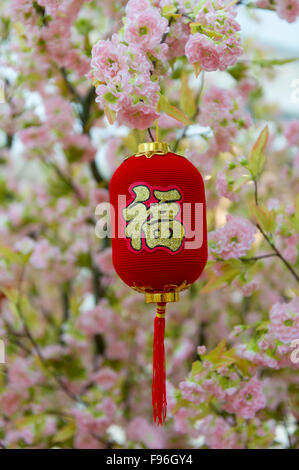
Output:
[
  {"xmin": 210, "ymin": 215, "xmax": 257, "ymax": 260},
  {"xmin": 257, "ymin": 0, "xmax": 299, "ymax": 23},
  {"xmin": 185, "ymin": 0, "xmax": 243, "ymax": 72},
  {"xmin": 200, "ymin": 86, "xmax": 252, "ymax": 152},
  {"xmin": 11, "ymin": 0, "xmax": 91, "ymax": 76},
  {"xmin": 90, "ymin": 0, "xmax": 168, "ymax": 129},
  {"xmin": 0, "ymin": 0, "xmax": 299, "ymax": 451}
]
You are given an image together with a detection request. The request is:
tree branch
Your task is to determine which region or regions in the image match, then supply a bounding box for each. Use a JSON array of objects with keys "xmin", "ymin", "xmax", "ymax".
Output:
[{"xmin": 254, "ymin": 178, "xmax": 299, "ymax": 283}]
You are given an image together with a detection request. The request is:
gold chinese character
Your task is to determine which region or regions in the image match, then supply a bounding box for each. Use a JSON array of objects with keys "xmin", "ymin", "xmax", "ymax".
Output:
[{"xmin": 123, "ymin": 185, "xmax": 185, "ymax": 252}]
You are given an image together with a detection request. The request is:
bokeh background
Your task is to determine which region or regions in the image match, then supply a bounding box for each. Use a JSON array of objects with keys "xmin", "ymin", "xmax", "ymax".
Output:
[{"xmin": 0, "ymin": 0, "xmax": 298, "ymax": 449}]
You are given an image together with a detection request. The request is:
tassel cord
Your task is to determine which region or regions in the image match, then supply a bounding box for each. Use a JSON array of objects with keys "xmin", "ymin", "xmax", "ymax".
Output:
[{"xmin": 152, "ymin": 302, "xmax": 167, "ymax": 425}]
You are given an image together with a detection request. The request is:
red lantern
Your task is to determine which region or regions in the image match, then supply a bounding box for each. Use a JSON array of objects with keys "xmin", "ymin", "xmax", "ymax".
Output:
[{"xmin": 109, "ymin": 141, "xmax": 208, "ymax": 425}]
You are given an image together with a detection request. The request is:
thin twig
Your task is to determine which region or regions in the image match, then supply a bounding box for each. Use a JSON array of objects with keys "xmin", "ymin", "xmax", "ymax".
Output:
[
  {"xmin": 60, "ymin": 67, "xmax": 82, "ymax": 104},
  {"xmin": 254, "ymin": 178, "xmax": 299, "ymax": 283},
  {"xmin": 161, "ymin": 15, "xmax": 175, "ymax": 44},
  {"xmin": 256, "ymin": 224, "xmax": 299, "ymax": 283},
  {"xmin": 147, "ymin": 127, "xmax": 155, "ymax": 142},
  {"xmin": 49, "ymin": 161, "xmax": 85, "ymax": 203},
  {"xmin": 241, "ymin": 253, "xmax": 278, "ymax": 262}
]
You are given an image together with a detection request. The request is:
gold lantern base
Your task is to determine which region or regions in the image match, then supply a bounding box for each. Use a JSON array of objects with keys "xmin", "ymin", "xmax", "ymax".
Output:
[
  {"xmin": 145, "ymin": 291, "xmax": 179, "ymax": 304},
  {"xmin": 131, "ymin": 280, "xmax": 190, "ymax": 304}
]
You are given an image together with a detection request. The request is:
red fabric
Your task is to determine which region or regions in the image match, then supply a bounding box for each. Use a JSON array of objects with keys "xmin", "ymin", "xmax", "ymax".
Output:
[
  {"xmin": 152, "ymin": 302, "xmax": 167, "ymax": 425},
  {"xmin": 109, "ymin": 152, "xmax": 208, "ymax": 291}
]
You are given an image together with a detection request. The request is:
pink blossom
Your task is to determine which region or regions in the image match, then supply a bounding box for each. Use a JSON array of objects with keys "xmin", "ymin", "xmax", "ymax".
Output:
[
  {"xmin": 44, "ymin": 96, "xmax": 75, "ymax": 132},
  {"xmin": 241, "ymin": 279, "xmax": 259, "ymax": 297},
  {"xmin": 91, "ymin": 37, "xmax": 160, "ymax": 129},
  {"xmin": 91, "ymin": 188, "xmax": 109, "ymax": 206},
  {"xmin": 30, "ymin": 239, "xmax": 61, "ymax": 269},
  {"xmin": 19, "ymin": 125, "xmax": 51, "ymax": 151},
  {"xmin": 11, "ymin": 0, "xmax": 40, "ymax": 26},
  {"xmin": 92, "ymin": 367, "xmax": 118, "ymax": 390},
  {"xmin": 216, "ymin": 171, "xmax": 239, "ymax": 202},
  {"xmin": 210, "ymin": 215, "xmax": 256, "ymax": 259},
  {"xmin": 197, "ymin": 345, "xmax": 207, "ymax": 355},
  {"xmin": 171, "ymin": 339, "xmax": 194, "ymax": 369},
  {"xmin": 7, "ymin": 202, "xmax": 24, "ymax": 226},
  {"xmin": 173, "ymin": 407, "xmax": 193, "ymax": 434},
  {"xmin": 200, "ymin": 87, "xmax": 251, "ymax": 152},
  {"xmin": 179, "ymin": 380, "xmax": 206, "ymax": 404},
  {"xmin": 268, "ymin": 298, "xmax": 299, "ymax": 344},
  {"xmin": 282, "ymin": 234, "xmax": 299, "ymax": 264},
  {"xmin": 127, "ymin": 417, "xmax": 165, "ymax": 448},
  {"xmin": 105, "ymin": 138, "xmax": 121, "ymax": 173},
  {"xmin": 199, "ymin": 415, "xmax": 240, "ymax": 449},
  {"xmin": 38, "ymin": 0, "xmax": 63, "ymax": 16},
  {"xmin": 124, "ymin": 0, "xmax": 168, "ymax": 52},
  {"xmin": 74, "ymin": 431, "xmax": 104, "ymax": 449},
  {"xmin": 117, "ymin": 101, "xmax": 159, "ymax": 130},
  {"xmin": 78, "ymin": 301, "xmax": 113, "ymax": 336},
  {"xmin": 284, "ymin": 120, "xmax": 299, "ymax": 146},
  {"xmin": 14, "ymin": 236, "xmax": 35, "ymax": 254},
  {"xmin": 97, "ymin": 247, "xmax": 114, "ymax": 275},
  {"xmin": 90, "ymin": 39, "xmax": 127, "ymax": 84},
  {"xmin": 267, "ymin": 198, "xmax": 280, "ymax": 211},
  {"xmin": 1, "ymin": 391, "xmax": 22, "ymax": 415},
  {"xmin": 9, "ymin": 358, "xmax": 41, "ymax": 390},
  {"xmin": 72, "ymin": 408, "xmax": 110, "ymax": 442},
  {"xmin": 185, "ymin": 1, "xmax": 242, "ymax": 72},
  {"xmin": 106, "ymin": 336, "xmax": 130, "ymax": 361},
  {"xmin": 98, "ymin": 397, "xmax": 117, "ymax": 420},
  {"xmin": 43, "ymin": 416, "xmax": 57, "ymax": 436},
  {"xmin": 224, "ymin": 376, "xmax": 266, "ymax": 419},
  {"xmin": 166, "ymin": 18, "xmax": 190, "ymax": 60},
  {"xmin": 276, "ymin": 0, "xmax": 299, "ymax": 22},
  {"xmin": 158, "ymin": 113, "xmax": 185, "ymax": 129},
  {"xmin": 5, "ymin": 428, "xmax": 34, "ymax": 446},
  {"xmin": 186, "ymin": 34, "xmax": 220, "ymax": 71}
]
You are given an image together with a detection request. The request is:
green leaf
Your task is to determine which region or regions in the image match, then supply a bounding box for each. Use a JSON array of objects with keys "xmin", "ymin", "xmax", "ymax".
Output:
[
  {"xmin": 180, "ymin": 73, "xmax": 196, "ymax": 119},
  {"xmin": 162, "ymin": 5, "xmax": 177, "ymax": 17},
  {"xmin": 0, "ymin": 244, "xmax": 23, "ymax": 265},
  {"xmin": 54, "ymin": 421, "xmax": 76, "ymax": 443},
  {"xmin": 247, "ymin": 125, "xmax": 269, "ymax": 180},
  {"xmin": 103, "ymin": 105, "xmax": 116, "ymax": 125},
  {"xmin": 75, "ymin": 18, "xmax": 93, "ymax": 36},
  {"xmin": 64, "ymin": 145, "xmax": 85, "ymax": 164},
  {"xmin": 250, "ymin": 203, "xmax": 276, "ymax": 233},
  {"xmin": 253, "ymin": 58, "xmax": 298, "ymax": 67},
  {"xmin": 158, "ymin": 94, "xmax": 192, "ymax": 126},
  {"xmin": 193, "ymin": 62, "xmax": 201, "ymax": 78},
  {"xmin": 200, "ymin": 260, "xmax": 243, "ymax": 294},
  {"xmin": 191, "ymin": 361, "xmax": 203, "ymax": 376},
  {"xmin": 227, "ymin": 61, "xmax": 249, "ymax": 81},
  {"xmin": 232, "ymin": 175, "xmax": 251, "ymax": 192}
]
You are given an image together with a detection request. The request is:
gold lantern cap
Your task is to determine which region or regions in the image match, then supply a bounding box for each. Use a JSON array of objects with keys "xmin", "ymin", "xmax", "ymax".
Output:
[{"xmin": 136, "ymin": 141, "xmax": 170, "ymax": 158}]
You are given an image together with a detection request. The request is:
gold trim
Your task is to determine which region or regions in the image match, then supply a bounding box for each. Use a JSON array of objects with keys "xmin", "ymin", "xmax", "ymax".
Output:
[
  {"xmin": 137, "ymin": 141, "xmax": 169, "ymax": 155},
  {"xmin": 156, "ymin": 312, "xmax": 166, "ymax": 318},
  {"xmin": 145, "ymin": 291, "xmax": 179, "ymax": 303},
  {"xmin": 124, "ymin": 141, "xmax": 170, "ymax": 160},
  {"xmin": 131, "ymin": 280, "xmax": 190, "ymax": 303}
]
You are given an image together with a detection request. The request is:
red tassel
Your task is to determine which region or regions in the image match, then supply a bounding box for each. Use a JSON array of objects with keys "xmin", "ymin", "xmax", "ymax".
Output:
[{"xmin": 152, "ymin": 302, "xmax": 167, "ymax": 425}]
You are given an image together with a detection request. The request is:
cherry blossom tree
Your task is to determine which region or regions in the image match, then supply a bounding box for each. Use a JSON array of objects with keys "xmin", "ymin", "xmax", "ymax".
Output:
[{"xmin": 0, "ymin": 0, "xmax": 298, "ymax": 449}]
